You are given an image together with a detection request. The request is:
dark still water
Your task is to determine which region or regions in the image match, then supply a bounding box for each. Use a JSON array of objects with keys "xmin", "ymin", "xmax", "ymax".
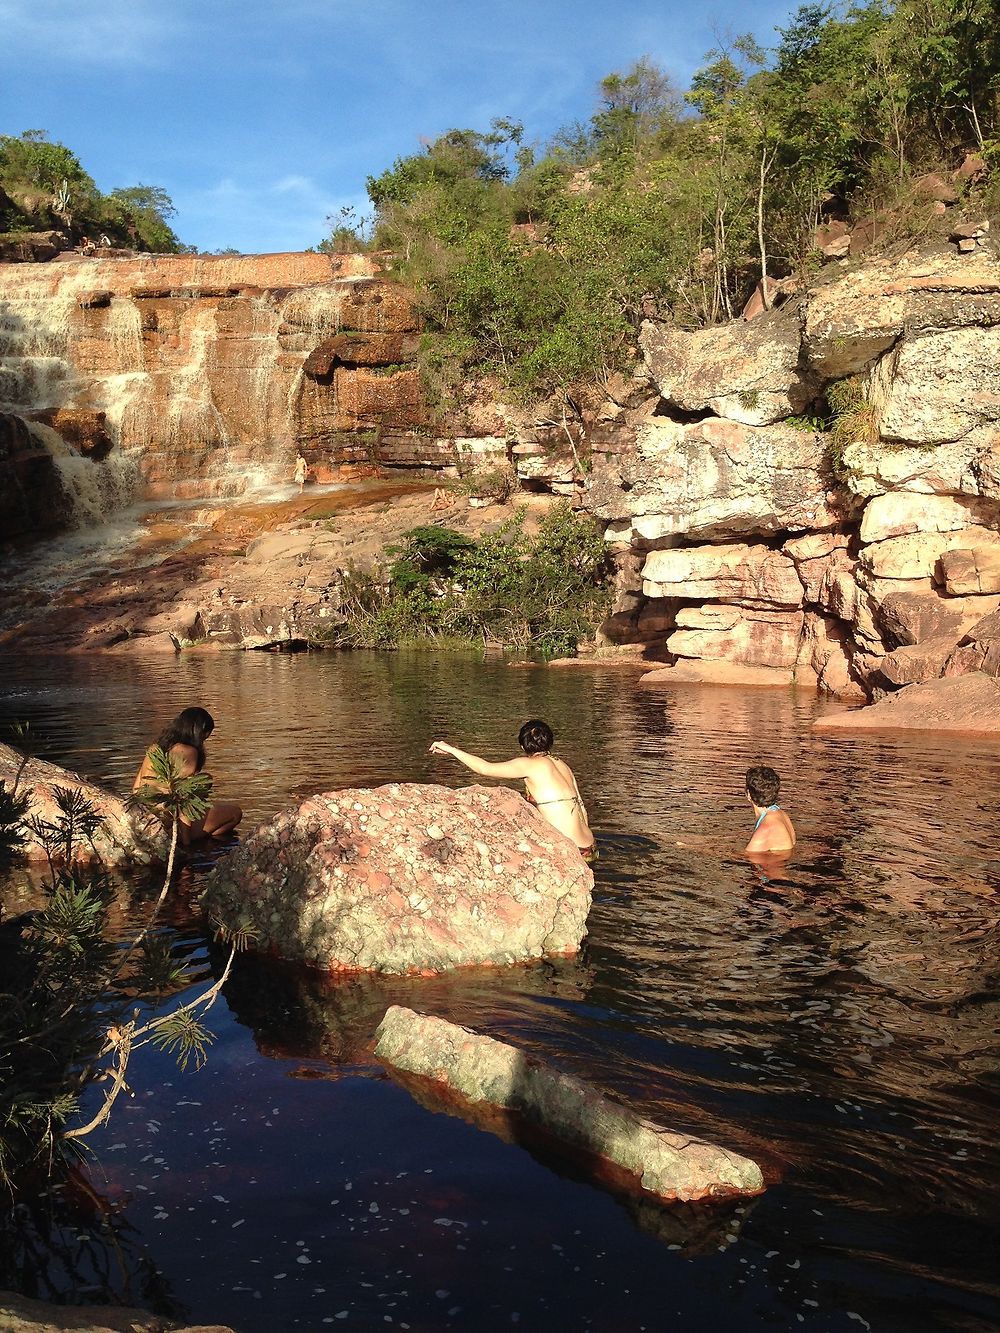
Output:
[{"xmin": 2, "ymin": 652, "xmax": 999, "ymax": 1333}]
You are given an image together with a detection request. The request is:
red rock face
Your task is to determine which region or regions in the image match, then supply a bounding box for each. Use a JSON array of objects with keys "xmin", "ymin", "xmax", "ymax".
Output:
[{"xmin": 0, "ymin": 251, "xmax": 425, "ymax": 508}]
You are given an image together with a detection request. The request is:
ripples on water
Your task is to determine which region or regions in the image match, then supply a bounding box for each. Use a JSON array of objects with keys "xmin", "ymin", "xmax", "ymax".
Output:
[{"xmin": 1, "ymin": 652, "xmax": 998, "ymax": 1332}]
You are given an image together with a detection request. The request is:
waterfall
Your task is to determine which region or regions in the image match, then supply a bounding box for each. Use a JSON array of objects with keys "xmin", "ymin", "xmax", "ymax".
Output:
[{"xmin": 28, "ymin": 420, "xmax": 138, "ymax": 528}]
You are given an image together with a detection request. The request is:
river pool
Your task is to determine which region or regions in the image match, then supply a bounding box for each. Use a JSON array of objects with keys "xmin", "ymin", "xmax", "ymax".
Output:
[{"xmin": 1, "ymin": 651, "xmax": 998, "ymax": 1332}]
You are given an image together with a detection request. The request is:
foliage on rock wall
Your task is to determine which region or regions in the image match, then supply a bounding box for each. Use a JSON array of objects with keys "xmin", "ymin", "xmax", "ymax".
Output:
[
  {"xmin": 319, "ymin": 1, "xmax": 1000, "ymax": 395},
  {"xmin": 0, "ymin": 130, "xmax": 185, "ymax": 252},
  {"xmin": 327, "ymin": 503, "xmax": 612, "ymax": 656}
]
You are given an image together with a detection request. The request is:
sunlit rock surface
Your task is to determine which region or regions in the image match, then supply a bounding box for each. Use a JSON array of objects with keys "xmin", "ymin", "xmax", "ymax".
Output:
[
  {"xmin": 814, "ymin": 672, "xmax": 1000, "ymax": 733},
  {"xmin": 0, "ymin": 741, "xmax": 165, "ymax": 864},
  {"xmin": 374, "ymin": 1005, "xmax": 765, "ymax": 1202},
  {"xmin": 598, "ymin": 245, "xmax": 1000, "ymax": 706},
  {"xmin": 202, "ymin": 783, "xmax": 593, "ymax": 975},
  {"xmin": 0, "ymin": 1290, "xmax": 233, "ymax": 1333}
]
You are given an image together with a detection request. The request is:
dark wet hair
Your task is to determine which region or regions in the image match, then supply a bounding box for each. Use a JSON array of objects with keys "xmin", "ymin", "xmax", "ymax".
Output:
[
  {"xmin": 157, "ymin": 707, "xmax": 215, "ymax": 772},
  {"xmin": 518, "ymin": 719, "xmax": 554, "ymax": 755},
  {"xmin": 746, "ymin": 764, "xmax": 780, "ymax": 807}
]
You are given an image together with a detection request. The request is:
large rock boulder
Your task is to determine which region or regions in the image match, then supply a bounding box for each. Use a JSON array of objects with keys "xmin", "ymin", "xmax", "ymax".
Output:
[
  {"xmin": 202, "ymin": 783, "xmax": 593, "ymax": 975},
  {"xmin": 814, "ymin": 672, "xmax": 1000, "ymax": 733},
  {"xmin": 858, "ymin": 492, "xmax": 993, "ymax": 544},
  {"xmin": 640, "ymin": 306, "xmax": 814, "ymax": 426},
  {"xmin": 374, "ymin": 1006, "xmax": 764, "ymax": 1202},
  {"xmin": 589, "ymin": 417, "xmax": 838, "ymax": 543},
  {"xmin": 0, "ymin": 742, "xmax": 166, "ymax": 865},
  {"xmin": 880, "ymin": 327, "xmax": 1000, "ymax": 445},
  {"xmin": 668, "ymin": 606, "xmax": 804, "ymax": 669}
]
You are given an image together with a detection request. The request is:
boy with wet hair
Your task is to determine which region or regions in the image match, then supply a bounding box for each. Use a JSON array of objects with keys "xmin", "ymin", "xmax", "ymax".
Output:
[{"xmin": 745, "ymin": 764, "xmax": 795, "ymax": 854}]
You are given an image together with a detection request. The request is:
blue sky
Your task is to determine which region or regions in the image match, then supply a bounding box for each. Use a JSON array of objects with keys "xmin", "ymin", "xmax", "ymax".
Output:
[{"xmin": 1, "ymin": 0, "xmax": 794, "ymax": 254}]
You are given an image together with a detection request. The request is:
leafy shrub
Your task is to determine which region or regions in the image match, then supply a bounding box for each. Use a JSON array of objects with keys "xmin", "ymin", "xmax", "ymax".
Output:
[{"xmin": 327, "ymin": 504, "xmax": 611, "ymax": 655}]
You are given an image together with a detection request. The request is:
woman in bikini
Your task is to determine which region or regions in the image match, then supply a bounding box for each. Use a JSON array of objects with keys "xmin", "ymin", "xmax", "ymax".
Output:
[
  {"xmin": 430, "ymin": 718, "xmax": 595, "ymax": 856},
  {"xmin": 133, "ymin": 706, "xmax": 242, "ymax": 846}
]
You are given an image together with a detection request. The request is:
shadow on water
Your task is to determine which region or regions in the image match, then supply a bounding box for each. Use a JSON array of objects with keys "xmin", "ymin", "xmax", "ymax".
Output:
[{"xmin": 1, "ymin": 652, "xmax": 1000, "ymax": 1330}]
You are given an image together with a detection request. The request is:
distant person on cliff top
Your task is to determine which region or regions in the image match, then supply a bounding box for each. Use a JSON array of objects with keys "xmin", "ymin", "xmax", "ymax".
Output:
[
  {"xmin": 744, "ymin": 764, "xmax": 795, "ymax": 856},
  {"xmin": 133, "ymin": 706, "xmax": 242, "ymax": 846},
  {"xmin": 294, "ymin": 453, "xmax": 308, "ymax": 492},
  {"xmin": 430, "ymin": 719, "xmax": 595, "ymax": 858}
]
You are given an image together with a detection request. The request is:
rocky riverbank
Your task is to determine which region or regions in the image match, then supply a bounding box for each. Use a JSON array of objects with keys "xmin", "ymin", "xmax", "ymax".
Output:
[{"xmin": 3, "ymin": 236, "xmax": 1000, "ymax": 725}]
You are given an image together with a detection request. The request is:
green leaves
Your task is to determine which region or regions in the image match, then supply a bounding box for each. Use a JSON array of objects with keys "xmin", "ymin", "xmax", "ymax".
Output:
[
  {"xmin": 128, "ymin": 746, "xmax": 213, "ymax": 829},
  {"xmin": 329, "ymin": 504, "xmax": 611, "ymax": 656}
]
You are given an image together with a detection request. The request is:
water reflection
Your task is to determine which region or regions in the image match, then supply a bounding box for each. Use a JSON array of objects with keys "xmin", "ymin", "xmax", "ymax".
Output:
[{"xmin": 1, "ymin": 653, "xmax": 998, "ymax": 1331}]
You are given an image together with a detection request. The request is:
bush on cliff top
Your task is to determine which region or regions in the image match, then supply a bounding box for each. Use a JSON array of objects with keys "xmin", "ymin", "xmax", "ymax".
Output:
[
  {"xmin": 0, "ymin": 130, "xmax": 186, "ymax": 252},
  {"xmin": 323, "ymin": 0, "xmax": 1000, "ymax": 396}
]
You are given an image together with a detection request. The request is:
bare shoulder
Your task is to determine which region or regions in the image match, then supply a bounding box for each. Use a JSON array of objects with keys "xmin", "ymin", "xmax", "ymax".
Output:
[{"xmin": 167, "ymin": 742, "xmax": 200, "ymax": 775}]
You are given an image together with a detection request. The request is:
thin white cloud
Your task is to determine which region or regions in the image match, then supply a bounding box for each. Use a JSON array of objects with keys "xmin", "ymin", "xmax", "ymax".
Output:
[
  {"xmin": 0, "ymin": 0, "xmax": 179, "ymax": 65},
  {"xmin": 175, "ymin": 173, "xmax": 367, "ymax": 253}
]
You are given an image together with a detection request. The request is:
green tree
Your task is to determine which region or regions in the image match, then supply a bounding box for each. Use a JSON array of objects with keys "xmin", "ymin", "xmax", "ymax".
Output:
[{"xmin": 102, "ymin": 184, "xmax": 182, "ymax": 253}]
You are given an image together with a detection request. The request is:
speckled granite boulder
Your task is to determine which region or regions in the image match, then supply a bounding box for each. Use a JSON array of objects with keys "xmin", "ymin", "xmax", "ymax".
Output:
[
  {"xmin": 202, "ymin": 783, "xmax": 593, "ymax": 974},
  {"xmin": 375, "ymin": 1006, "xmax": 765, "ymax": 1202},
  {"xmin": 0, "ymin": 742, "xmax": 167, "ymax": 865}
]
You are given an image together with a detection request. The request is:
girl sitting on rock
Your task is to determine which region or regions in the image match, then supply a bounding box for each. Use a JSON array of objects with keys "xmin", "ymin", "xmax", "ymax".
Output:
[
  {"xmin": 430, "ymin": 719, "xmax": 595, "ymax": 857},
  {"xmin": 133, "ymin": 706, "xmax": 242, "ymax": 846}
]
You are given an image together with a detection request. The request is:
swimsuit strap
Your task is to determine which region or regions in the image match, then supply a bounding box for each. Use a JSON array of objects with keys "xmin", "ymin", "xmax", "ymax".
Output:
[
  {"xmin": 753, "ymin": 803, "xmax": 780, "ymax": 831},
  {"xmin": 531, "ymin": 794, "xmax": 581, "ymax": 809}
]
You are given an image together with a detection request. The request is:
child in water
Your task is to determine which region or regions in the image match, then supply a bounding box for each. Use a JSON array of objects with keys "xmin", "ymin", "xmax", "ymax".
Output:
[{"xmin": 744, "ymin": 764, "xmax": 796, "ymax": 855}]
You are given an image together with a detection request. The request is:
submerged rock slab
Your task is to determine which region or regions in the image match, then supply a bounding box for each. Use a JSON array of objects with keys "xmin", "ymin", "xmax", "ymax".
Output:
[
  {"xmin": 202, "ymin": 783, "xmax": 593, "ymax": 975},
  {"xmin": 0, "ymin": 741, "xmax": 166, "ymax": 865},
  {"xmin": 374, "ymin": 1006, "xmax": 765, "ymax": 1202},
  {"xmin": 813, "ymin": 673, "xmax": 1000, "ymax": 734}
]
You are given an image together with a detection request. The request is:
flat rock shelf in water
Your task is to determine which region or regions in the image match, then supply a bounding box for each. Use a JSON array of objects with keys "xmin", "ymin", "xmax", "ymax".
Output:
[
  {"xmin": 201, "ymin": 782, "xmax": 593, "ymax": 974},
  {"xmin": 375, "ymin": 1005, "xmax": 766, "ymax": 1202}
]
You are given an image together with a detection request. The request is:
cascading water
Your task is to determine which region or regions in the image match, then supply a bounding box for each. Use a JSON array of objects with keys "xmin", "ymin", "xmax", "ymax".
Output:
[
  {"xmin": 0, "ymin": 253, "xmax": 395, "ymax": 526},
  {"xmin": 28, "ymin": 420, "xmax": 138, "ymax": 526}
]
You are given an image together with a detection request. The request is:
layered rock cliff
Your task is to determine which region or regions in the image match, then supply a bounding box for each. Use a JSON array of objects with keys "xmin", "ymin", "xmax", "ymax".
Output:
[
  {"xmin": 3, "ymin": 239, "xmax": 999, "ymax": 709},
  {"xmin": 589, "ymin": 241, "xmax": 1000, "ymax": 701},
  {"xmin": 0, "ymin": 250, "xmax": 434, "ymax": 530}
]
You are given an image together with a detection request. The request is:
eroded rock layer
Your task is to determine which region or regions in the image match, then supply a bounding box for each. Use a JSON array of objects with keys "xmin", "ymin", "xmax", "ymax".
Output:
[{"xmin": 593, "ymin": 244, "xmax": 1000, "ymax": 704}]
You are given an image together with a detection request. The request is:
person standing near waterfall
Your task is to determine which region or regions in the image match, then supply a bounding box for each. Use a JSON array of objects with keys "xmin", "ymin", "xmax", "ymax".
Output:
[{"xmin": 294, "ymin": 453, "xmax": 308, "ymax": 492}]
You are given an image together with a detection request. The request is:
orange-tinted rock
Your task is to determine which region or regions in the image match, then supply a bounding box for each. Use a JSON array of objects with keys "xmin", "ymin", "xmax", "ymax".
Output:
[
  {"xmin": 202, "ymin": 783, "xmax": 592, "ymax": 974},
  {"xmin": 0, "ymin": 740, "xmax": 166, "ymax": 864},
  {"xmin": 813, "ymin": 672, "xmax": 1000, "ymax": 734},
  {"xmin": 879, "ymin": 636, "xmax": 956, "ymax": 686},
  {"xmin": 938, "ymin": 546, "xmax": 1000, "ymax": 594},
  {"xmin": 642, "ymin": 543, "xmax": 803, "ymax": 607}
]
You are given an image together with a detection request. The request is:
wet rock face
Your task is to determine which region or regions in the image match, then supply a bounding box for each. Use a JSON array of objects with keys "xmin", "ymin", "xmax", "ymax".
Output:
[
  {"xmin": 0, "ymin": 252, "xmax": 425, "ymax": 507},
  {"xmin": 0, "ymin": 741, "xmax": 166, "ymax": 865},
  {"xmin": 202, "ymin": 783, "xmax": 593, "ymax": 975},
  {"xmin": 374, "ymin": 1006, "xmax": 765, "ymax": 1202}
]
